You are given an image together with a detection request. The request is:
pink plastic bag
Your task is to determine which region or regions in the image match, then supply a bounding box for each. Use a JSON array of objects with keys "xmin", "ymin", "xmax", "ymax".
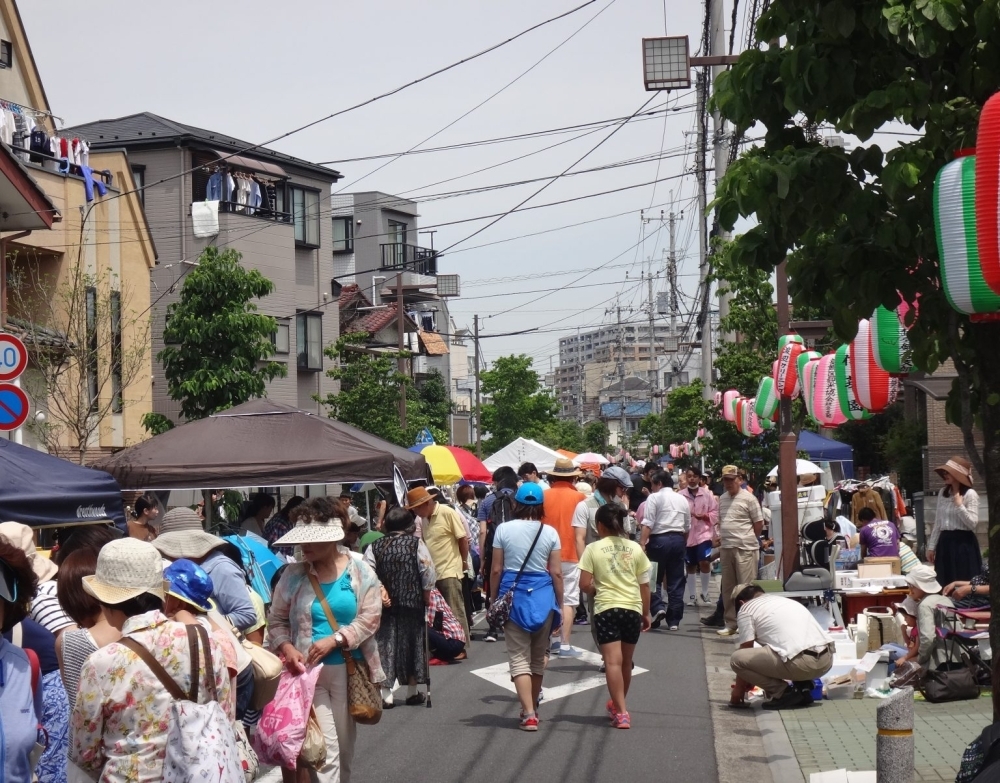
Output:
[{"xmin": 253, "ymin": 666, "xmax": 322, "ymax": 769}]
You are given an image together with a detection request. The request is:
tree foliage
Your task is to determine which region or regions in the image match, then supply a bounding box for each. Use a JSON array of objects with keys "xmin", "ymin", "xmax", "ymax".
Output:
[
  {"xmin": 479, "ymin": 355, "xmax": 558, "ymax": 452},
  {"xmin": 535, "ymin": 419, "xmax": 585, "ymax": 454},
  {"xmin": 583, "ymin": 420, "xmax": 610, "ymax": 453},
  {"xmin": 156, "ymin": 247, "xmax": 285, "ymax": 423},
  {"xmin": 712, "ymin": 0, "xmax": 1000, "ymax": 698},
  {"xmin": 415, "ymin": 370, "xmax": 453, "ymax": 437},
  {"xmin": 320, "ymin": 333, "xmax": 443, "ymax": 447}
]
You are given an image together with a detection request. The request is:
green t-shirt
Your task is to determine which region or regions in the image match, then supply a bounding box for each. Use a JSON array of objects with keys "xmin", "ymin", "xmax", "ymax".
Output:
[
  {"xmin": 359, "ymin": 530, "xmax": 385, "ymax": 552},
  {"xmin": 578, "ymin": 537, "xmax": 651, "ymax": 615}
]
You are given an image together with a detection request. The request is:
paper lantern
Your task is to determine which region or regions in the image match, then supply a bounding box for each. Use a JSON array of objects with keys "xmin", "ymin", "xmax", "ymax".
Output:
[
  {"xmin": 850, "ymin": 319, "xmax": 899, "ymax": 413},
  {"xmin": 871, "ymin": 304, "xmax": 917, "ymax": 375},
  {"xmin": 799, "ymin": 351, "xmax": 822, "ymax": 421},
  {"xmin": 812, "ymin": 353, "xmax": 847, "ymax": 427},
  {"xmin": 977, "ymin": 93, "xmax": 1000, "ymax": 294},
  {"xmin": 834, "ymin": 344, "xmax": 872, "ymax": 421},
  {"xmin": 713, "ymin": 391, "xmax": 722, "ymax": 407},
  {"xmin": 669, "ymin": 444, "xmax": 680, "ymax": 459},
  {"xmin": 936, "ymin": 154, "xmax": 1000, "ymax": 314},
  {"xmin": 755, "ymin": 376, "xmax": 779, "ymax": 421},
  {"xmin": 723, "ymin": 390, "xmax": 740, "ymax": 422},
  {"xmin": 774, "ymin": 336, "xmax": 806, "ymax": 398}
]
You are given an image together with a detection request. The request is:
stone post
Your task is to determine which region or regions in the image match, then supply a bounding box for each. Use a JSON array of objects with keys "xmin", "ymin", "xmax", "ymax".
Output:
[{"xmin": 876, "ymin": 687, "xmax": 914, "ymax": 783}]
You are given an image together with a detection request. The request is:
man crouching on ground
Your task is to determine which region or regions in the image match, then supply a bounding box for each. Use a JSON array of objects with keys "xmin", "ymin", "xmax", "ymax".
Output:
[{"xmin": 728, "ymin": 584, "xmax": 834, "ymax": 710}]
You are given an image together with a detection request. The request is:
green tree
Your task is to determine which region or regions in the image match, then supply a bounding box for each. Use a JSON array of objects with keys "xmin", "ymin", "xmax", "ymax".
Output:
[
  {"xmin": 883, "ymin": 415, "xmax": 928, "ymax": 497},
  {"xmin": 535, "ymin": 419, "xmax": 585, "ymax": 453},
  {"xmin": 583, "ymin": 421, "xmax": 610, "ymax": 453},
  {"xmin": 415, "ymin": 369, "xmax": 453, "ymax": 440},
  {"xmin": 479, "ymin": 355, "xmax": 558, "ymax": 452},
  {"xmin": 320, "ymin": 332, "xmax": 436, "ymax": 446},
  {"xmin": 711, "ymin": 0, "xmax": 1000, "ymax": 689},
  {"xmin": 153, "ymin": 247, "xmax": 285, "ymax": 424}
]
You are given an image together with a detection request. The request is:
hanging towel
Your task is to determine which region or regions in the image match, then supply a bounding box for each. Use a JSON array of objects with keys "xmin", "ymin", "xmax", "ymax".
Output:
[{"xmin": 192, "ymin": 200, "xmax": 220, "ymax": 238}]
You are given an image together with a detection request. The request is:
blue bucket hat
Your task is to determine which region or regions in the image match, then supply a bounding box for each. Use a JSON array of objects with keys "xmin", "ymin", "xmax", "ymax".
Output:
[
  {"xmin": 514, "ymin": 482, "xmax": 545, "ymax": 506},
  {"xmin": 163, "ymin": 558, "xmax": 214, "ymax": 613}
]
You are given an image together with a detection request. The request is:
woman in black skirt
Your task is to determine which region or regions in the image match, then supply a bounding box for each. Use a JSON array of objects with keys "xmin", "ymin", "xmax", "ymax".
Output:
[
  {"xmin": 364, "ymin": 506, "xmax": 436, "ymax": 707},
  {"xmin": 928, "ymin": 456, "xmax": 981, "ymax": 587}
]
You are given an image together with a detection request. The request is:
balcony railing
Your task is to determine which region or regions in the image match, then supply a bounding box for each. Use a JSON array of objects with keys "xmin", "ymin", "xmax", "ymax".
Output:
[{"xmin": 380, "ymin": 243, "xmax": 438, "ymax": 276}]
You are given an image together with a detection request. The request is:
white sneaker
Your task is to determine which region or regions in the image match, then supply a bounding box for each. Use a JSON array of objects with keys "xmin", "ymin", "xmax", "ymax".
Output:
[
  {"xmin": 700, "ymin": 593, "xmax": 711, "ymax": 603},
  {"xmin": 686, "ymin": 595, "xmax": 696, "ymax": 606},
  {"xmin": 668, "ymin": 625, "xmax": 679, "ymax": 631},
  {"xmin": 717, "ymin": 627, "xmax": 738, "ymax": 637}
]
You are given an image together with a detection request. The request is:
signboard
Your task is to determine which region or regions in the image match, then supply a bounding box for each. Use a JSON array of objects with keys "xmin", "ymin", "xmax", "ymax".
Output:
[
  {"xmin": 0, "ymin": 383, "xmax": 29, "ymax": 431},
  {"xmin": 414, "ymin": 427, "xmax": 435, "ymax": 446},
  {"xmin": 0, "ymin": 333, "xmax": 28, "ymax": 382}
]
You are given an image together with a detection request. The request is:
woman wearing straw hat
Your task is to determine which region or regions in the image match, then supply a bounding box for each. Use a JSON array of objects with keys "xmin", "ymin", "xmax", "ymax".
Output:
[
  {"xmin": 69, "ymin": 538, "xmax": 234, "ymax": 782},
  {"xmin": 927, "ymin": 456, "xmax": 981, "ymax": 587},
  {"xmin": 268, "ymin": 497, "xmax": 385, "ymax": 783}
]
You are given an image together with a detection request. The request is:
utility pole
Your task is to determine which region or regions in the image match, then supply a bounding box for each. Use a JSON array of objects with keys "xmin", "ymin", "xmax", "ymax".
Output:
[
  {"xmin": 668, "ymin": 211, "xmax": 678, "ymax": 340},
  {"xmin": 617, "ymin": 303, "xmax": 627, "ymax": 447},
  {"xmin": 711, "ymin": 0, "xmax": 733, "ymax": 333},
  {"xmin": 647, "ymin": 268, "xmax": 657, "ymax": 414},
  {"xmin": 775, "ymin": 263, "xmax": 798, "ymax": 580},
  {"xmin": 474, "ymin": 314, "xmax": 482, "ymax": 459},
  {"xmin": 396, "ymin": 271, "xmax": 407, "ymax": 430},
  {"xmin": 696, "ymin": 58, "xmax": 713, "ymax": 398}
]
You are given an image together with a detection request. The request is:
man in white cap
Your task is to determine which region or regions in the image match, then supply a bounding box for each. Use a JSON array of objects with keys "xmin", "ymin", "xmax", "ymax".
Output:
[{"xmin": 729, "ymin": 583, "xmax": 834, "ymax": 710}]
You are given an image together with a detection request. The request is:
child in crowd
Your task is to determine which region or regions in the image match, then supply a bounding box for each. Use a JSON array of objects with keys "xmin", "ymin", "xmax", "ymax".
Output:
[{"xmin": 578, "ymin": 504, "xmax": 652, "ymax": 729}]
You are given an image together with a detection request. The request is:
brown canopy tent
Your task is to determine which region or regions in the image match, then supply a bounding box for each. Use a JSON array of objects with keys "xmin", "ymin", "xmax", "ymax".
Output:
[{"xmin": 92, "ymin": 399, "xmax": 428, "ymax": 490}]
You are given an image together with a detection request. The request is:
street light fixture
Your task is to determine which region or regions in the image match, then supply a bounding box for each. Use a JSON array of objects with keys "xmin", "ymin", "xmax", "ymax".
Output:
[{"xmin": 642, "ymin": 35, "xmax": 742, "ymax": 92}]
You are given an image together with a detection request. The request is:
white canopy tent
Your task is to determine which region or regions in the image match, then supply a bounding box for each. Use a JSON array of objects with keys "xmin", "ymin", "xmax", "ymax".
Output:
[{"xmin": 482, "ymin": 438, "xmax": 563, "ymax": 474}]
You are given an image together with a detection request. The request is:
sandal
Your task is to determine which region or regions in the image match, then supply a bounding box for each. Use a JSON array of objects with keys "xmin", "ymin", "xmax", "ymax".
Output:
[{"xmin": 405, "ymin": 693, "xmax": 426, "ymax": 706}]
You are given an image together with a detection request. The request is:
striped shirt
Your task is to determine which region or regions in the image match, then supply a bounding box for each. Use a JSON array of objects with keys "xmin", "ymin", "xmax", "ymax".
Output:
[
  {"xmin": 59, "ymin": 628, "xmax": 97, "ymax": 711},
  {"xmin": 31, "ymin": 580, "xmax": 73, "ymax": 635}
]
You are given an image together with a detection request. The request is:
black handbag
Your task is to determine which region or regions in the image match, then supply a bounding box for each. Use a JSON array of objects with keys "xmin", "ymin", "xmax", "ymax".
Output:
[{"xmin": 923, "ymin": 638, "xmax": 980, "ymax": 703}]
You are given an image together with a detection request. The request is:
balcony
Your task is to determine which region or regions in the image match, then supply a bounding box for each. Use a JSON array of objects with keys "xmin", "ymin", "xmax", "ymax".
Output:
[{"xmin": 380, "ymin": 243, "xmax": 438, "ymax": 276}]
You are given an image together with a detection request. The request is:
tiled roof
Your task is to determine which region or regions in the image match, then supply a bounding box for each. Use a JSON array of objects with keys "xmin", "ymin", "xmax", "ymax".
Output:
[
  {"xmin": 338, "ymin": 284, "xmax": 417, "ymax": 338},
  {"xmin": 5, "ymin": 316, "xmax": 74, "ymax": 349},
  {"xmin": 63, "ymin": 112, "xmax": 341, "ymax": 181}
]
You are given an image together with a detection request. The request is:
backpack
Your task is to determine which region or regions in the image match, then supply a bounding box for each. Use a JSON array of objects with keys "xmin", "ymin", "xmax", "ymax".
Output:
[
  {"xmin": 483, "ymin": 490, "xmax": 517, "ymax": 562},
  {"xmin": 121, "ymin": 624, "xmax": 244, "ymax": 783}
]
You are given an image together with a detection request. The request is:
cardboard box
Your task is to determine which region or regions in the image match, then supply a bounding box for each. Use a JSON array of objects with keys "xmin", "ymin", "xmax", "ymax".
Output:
[
  {"xmin": 861, "ymin": 557, "xmax": 901, "ymax": 575},
  {"xmin": 835, "ymin": 570, "xmax": 858, "ymax": 589},
  {"xmin": 849, "ymin": 576, "xmax": 907, "ymax": 589},
  {"xmin": 858, "ymin": 562, "xmax": 893, "ymax": 578}
]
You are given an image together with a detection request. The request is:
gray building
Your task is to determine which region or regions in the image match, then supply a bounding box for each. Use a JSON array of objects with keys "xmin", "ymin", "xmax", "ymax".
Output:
[
  {"xmin": 331, "ymin": 191, "xmax": 461, "ymax": 408},
  {"xmin": 65, "ymin": 113, "xmax": 343, "ymax": 422}
]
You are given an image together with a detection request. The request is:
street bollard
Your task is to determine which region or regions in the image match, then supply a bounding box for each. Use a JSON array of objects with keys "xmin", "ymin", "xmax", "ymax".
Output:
[{"xmin": 876, "ymin": 687, "xmax": 914, "ymax": 783}]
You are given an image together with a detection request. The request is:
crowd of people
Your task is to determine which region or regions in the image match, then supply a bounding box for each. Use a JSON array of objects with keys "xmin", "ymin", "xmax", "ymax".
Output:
[{"xmin": 0, "ymin": 451, "xmax": 986, "ymax": 780}]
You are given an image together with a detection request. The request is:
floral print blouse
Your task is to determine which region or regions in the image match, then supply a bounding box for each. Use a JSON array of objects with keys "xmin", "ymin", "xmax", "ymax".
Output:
[
  {"xmin": 69, "ymin": 610, "xmax": 233, "ymax": 782},
  {"xmin": 267, "ymin": 550, "xmax": 386, "ymax": 683}
]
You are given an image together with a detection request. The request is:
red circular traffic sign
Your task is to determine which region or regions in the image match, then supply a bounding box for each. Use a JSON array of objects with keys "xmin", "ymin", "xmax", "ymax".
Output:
[
  {"xmin": 0, "ymin": 383, "xmax": 29, "ymax": 431},
  {"xmin": 0, "ymin": 333, "xmax": 28, "ymax": 382}
]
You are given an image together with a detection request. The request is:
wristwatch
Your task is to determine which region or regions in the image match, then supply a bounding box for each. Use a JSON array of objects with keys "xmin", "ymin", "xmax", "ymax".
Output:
[{"xmin": 333, "ymin": 632, "xmax": 344, "ymax": 648}]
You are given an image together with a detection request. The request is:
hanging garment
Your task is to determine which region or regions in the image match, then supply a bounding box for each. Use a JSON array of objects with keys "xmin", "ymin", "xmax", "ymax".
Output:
[
  {"xmin": 59, "ymin": 138, "xmax": 68, "ymax": 159},
  {"xmin": 851, "ymin": 487, "xmax": 888, "ymax": 525},
  {"xmin": 80, "ymin": 139, "xmax": 89, "ymax": 167},
  {"xmin": 80, "ymin": 166, "xmax": 108, "ymax": 202},
  {"xmin": 0, "ymin": 110, "xmax": 13, "ymax": 145},
  {"xmin": 206, "ymin": 171, "xmax": 222, "ymax": 200},
  {"xmin": 28, "ymin": 128, "xmax": 48, "ymax": 163},
  {"xmin": 249, "ymin": 180, "xmax": 261, "ymax": 215},
  {"xmin": 224, "ymin": 173, "xmax": 236, "ymax": 203}
]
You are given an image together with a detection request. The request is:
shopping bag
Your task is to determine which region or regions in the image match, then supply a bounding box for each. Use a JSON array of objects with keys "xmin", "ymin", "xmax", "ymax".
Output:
[
  {"xmin": 252, "ymin": 666, "xmax": 322, "ymax": 770},
  {"xmin": 298, "ymin": 706, "xmax": 328, "ymax": 769}
]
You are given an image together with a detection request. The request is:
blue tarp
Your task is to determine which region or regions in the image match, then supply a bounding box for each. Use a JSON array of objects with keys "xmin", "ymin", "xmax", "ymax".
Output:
[
  {"xmin": 0, "ymin": 438, "xmax": 126, "ymax": 527},
  {"xmin": 797, "ymin": 430, "xmax": 854, "ymax": 478}
]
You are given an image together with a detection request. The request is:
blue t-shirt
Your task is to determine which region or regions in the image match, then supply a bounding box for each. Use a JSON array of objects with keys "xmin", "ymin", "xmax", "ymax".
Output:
[
  {"xmin": 310, "ymin": 570, "xmax": 363, "ymax": 665},
  {"xmin": 0, "ymin": 640, "xmax": 40, "ymax": 783},
  {"xmin": 492, "ymin": 520, "xmax": 560, "ymax": 574}
]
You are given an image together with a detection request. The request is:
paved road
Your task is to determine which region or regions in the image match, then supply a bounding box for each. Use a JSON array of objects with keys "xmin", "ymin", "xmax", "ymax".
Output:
[{"xmin": 337, "ymin": 605, "xmax": 719, "ymax": 783}]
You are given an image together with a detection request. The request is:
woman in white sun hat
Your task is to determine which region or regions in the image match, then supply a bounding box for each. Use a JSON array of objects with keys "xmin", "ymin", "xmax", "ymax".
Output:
[
  {"xmin": 268, "ymin": 497, "xmax": 384, "ymax": 783},
  {"xmin": 892, "ymin": 563, "xmax": 959, "ymax": 671},
  {"xmin": 69, "ymin": 538, "xmax": 234, "ymax": 782}
]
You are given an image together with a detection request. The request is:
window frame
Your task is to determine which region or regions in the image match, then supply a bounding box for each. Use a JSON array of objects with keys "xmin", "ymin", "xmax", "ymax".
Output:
[
  {"xmin": 290, "ymin": 185, "xmax": 321, "ymax": 248},
  {"xmin": 296, "ymin": 312, "xmax": 323, "ymax": 371},
  {"xmin": 332, "ymin": 216, "xmax": 354, "ymax": 253},
  {"xmin": 0, "ymin": 41, "xmax": 12, "ymax": 69},
  {"xmin": 85, "ymin": 287, "xmax": 99, "ymax": 411},
  {"xmin": 272, "ymin": 320, "xmax": 290, "ymax": 356},
  {"xmin": 130, "ymin": 165, "xmax": 146, "ymax": 208},
  {"xmin": 110, "ymin": 290, "xmax": 123, "ymax": 413}
]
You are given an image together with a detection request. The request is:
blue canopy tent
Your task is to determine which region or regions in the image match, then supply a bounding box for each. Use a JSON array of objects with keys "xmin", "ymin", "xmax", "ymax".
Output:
[
  {"xmin": 0, "ymin": 438, "xmax": 126, "ymax": 527},
  {"xmin": 797, "ymin": 430, "xmax": 854, "ymax": 479}
]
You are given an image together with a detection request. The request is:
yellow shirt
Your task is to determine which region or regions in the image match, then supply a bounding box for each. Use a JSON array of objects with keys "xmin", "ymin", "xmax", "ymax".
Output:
[
  {"xmin": 579, "ymin": 537, "xmax": 651, "ymax": 615},
  {"xmin": 422, "ymin": 504, "xmax": 468, "ymax": 580}
]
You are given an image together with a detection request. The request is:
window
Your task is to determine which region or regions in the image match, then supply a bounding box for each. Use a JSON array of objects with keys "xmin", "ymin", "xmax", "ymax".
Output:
[
  {"xmin": 291, "ymin": 186, "xmax": 320, "ymax": 246},
  {"xmin": 131, "ymin": 166, "xmax": 145, "ymax": 208},
  {"xmin": 296, "ymin": 312, "xmax": 323, "ymax": 371},
  {"xmin": 110, "ymin": 291, "xmax": 122, "ymax": 413},
  {"xmin": 0, "ymin": 41, "xmax": 11, "ymax": 70},
  {"xmin": 332, "ymin": 216, "xmax": 353, "ymax": 253},
  {"xmin": 86, "ymin": 287, "xmax": 98, "ymax": 411},
  {"xmin": 385, "ymin": 219, "xmax": 407, "ymax": 267},
  {"xmin": 272, "ymin": 321, "xmax": 290, "ymax": 355}
]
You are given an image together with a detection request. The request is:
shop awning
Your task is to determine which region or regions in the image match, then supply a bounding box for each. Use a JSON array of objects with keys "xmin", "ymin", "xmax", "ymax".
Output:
[
  {"xmin": 904, "ymin": 375, "xmax": 955, "ymax": 401},
  {"xmin": 212, "ymin": 150, "xmax": 287, "ymax": 178}
]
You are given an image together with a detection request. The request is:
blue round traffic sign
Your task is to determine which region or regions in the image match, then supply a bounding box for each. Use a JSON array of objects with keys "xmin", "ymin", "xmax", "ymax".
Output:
[
  {"xmin": 0, "ymin": 333, "xmax": 28, "ymax": 382},
  {"xmin": 0, "ymin": 383, "xmax": 29, "ymax": 431}
]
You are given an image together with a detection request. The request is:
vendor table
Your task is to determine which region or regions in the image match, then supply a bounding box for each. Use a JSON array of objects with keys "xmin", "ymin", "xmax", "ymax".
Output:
[
  {"xmin": 838, "ymin": 589, "xmax": 908, "ymax": 626},
  {"xmin": 769, "ymin": 590, "xmax": 845, "ymax": 629}
]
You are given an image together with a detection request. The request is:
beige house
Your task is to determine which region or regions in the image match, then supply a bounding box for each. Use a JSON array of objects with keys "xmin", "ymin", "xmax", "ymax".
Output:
[{"xmin": 0, "ymin": 0, "xmax": 155, "ymax": 462}]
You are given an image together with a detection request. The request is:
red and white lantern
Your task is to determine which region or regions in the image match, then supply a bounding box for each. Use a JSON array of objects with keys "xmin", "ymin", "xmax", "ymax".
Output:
[
  {"xmin": 976, "ymin": 92, "xmax": 1000, "ymax": 295},
  {"xmin": 850, "ymin": 319, "xmax": 899, "ymax": 413},
  {"xmin": 755, "ymin": 376, "xmax": 779, "ymax": 421},
  {"xmin": 812, "ymin": 353, "xmax": 847, "ymax": 427},
  {"xmin": 723, "ymin": 390, "xmax": 740, "ymax": 423},
  {"xmin": 774, "ymin": 335, "xmax": 805, "ymax": 398}
]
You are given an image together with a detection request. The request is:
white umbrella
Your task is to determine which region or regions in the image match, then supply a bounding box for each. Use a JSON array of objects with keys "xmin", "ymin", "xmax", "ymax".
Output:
[
  {"xmin": 766, "ymin": 458, "xmax": 824, "ymax": 478},
  {"xmin": 573, "ymin": 452, "xmax": 610, "ymax": 466}
]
